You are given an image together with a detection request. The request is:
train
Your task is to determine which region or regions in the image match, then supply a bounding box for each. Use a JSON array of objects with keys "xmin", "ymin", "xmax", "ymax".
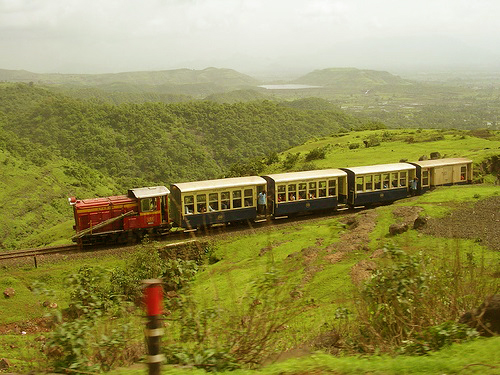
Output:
[{"xmin": 69, "ymin": 158, "xmax": 472, "ymax": 245}]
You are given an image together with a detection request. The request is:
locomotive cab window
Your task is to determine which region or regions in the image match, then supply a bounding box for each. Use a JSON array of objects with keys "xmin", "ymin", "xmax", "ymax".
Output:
[
  {"xmin": 184, "ymin": 195, "xmax": 194, "ymax": 214},
  {"xmin": 141, "ymin": 197, "xmax": 156, "ymax": 212}
]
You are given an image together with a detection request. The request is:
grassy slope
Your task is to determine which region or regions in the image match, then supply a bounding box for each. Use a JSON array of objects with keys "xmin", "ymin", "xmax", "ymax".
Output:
[
  {"xmin": 1, "ymin": 130, "xmax": 499, "ymax": 374},
  {"xmin": 0, "ymin": 148, "xmax": 121, "ymax": 249},
  {"xmin": 266, "ymin": 128, "xmax": 500, "ymax": 171}
]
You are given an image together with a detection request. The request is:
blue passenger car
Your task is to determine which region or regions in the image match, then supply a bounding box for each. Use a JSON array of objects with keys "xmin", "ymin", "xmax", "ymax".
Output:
[
  {"xmin": 341, "ymin": 163, "xmax": 416, "ymax": 206},
  {"xmin": 170, "ymin": 176, "xmax": 267, "ymax": 228},
  {"xmin": 263, "ymin": 169, "xmax": 348, "ymax": 216}
]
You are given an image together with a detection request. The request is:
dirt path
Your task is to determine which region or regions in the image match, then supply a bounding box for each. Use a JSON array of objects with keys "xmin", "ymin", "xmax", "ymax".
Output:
[{"xmin": 420, "ymin": 195, "xmax": 500, "ymax": 252}]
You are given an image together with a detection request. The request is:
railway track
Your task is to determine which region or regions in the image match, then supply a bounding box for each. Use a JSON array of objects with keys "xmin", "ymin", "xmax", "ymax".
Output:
[
  {"xmin": 0, "ymin": 207, "xmax": 355, "ymax": 263},
  {"xmin": 0, "ymin": 244, "xmax": 79, "ymax": 261}
]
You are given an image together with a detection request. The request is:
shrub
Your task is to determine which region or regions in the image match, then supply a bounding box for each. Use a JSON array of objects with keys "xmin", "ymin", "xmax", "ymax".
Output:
[
  {"xmin": 348, "ymin": 143, "xmax": 360, "ymax": 150},
  {"xmin": 305, "ymin": 146, "xmax": 328, "ymax": 161},
  {"xmin": 282, "ymin": 153, "xmax": 300, "ymax": 170},
  {"xmin": 400, "ymin": 321, "xmax": 478, "ymax": 355}
]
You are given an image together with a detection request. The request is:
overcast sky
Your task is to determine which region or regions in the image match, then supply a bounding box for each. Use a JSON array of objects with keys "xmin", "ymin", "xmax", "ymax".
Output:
[{"xmin": 1, "ymin": 0, "xmax": 499, "ymax": 76}]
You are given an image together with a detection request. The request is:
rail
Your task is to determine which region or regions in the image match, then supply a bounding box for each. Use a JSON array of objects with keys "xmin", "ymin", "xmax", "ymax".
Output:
[{"xmin": 0, "ymin": 244, "xmax": 79, "ymax": 261}]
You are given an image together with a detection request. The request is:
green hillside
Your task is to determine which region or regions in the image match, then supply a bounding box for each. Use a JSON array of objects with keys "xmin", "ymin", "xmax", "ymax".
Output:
[
  {"xmin": 0, "ymin": 82, "xmax": 371, "ymax": 249},
  {"xmin": 293, "ymin": 67, "xmax": 411, "ymax": 87},
  {"xmin": 0, "ymin": 67, "xmax": 259, "ymax": 87}
]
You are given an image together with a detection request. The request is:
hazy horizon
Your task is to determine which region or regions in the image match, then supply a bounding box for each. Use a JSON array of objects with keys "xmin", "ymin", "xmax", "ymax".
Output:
[{"xmin": 1, "ymin": 0, "xmax": 499, "ymax": 78}]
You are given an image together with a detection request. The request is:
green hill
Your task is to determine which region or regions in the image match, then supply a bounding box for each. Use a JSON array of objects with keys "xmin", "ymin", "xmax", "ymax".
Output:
[
  {"xmin": 293, "ymin": 67, "xmax": 411, "ymax": 87},
  {"xmin": 0, "ymin": 67, "xmax": 259, "ymax": 87}
]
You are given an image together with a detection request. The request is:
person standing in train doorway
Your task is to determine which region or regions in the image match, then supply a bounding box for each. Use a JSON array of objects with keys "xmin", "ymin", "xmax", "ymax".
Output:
[
  {"xmin": 258, "ymin": 190, "xmax": 267, "ymax": 215},
  {"xmin": 410, "ymin": 177, "xmax": 418, "ymax": 196}
]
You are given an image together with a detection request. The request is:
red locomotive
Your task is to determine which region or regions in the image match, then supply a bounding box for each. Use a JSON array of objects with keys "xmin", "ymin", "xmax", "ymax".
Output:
[{"xmin": 69, "ymin": 186, "xmax": 170, "ymax": 245}]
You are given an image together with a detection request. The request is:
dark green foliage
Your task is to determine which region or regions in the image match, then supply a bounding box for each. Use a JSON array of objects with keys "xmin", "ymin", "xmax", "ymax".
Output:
[
  {"xmin": 0, "ymin": 83, "xmax": 363, "ymax": 188},
  {"xmin": 363, "ymin": 135, "xmax": 381, "ymax": 148},
  {"xmin": 163, "ymin": 268, "xmax": 306, "ymax": 369},
  {"xmin": 400, "ymin": 321, "xmax": 478, "ymax": 355},
  {"xmin": 305, "ymin": 145, "xmax": 329, "ymax": 161},
  {"xmin": 47, "ymin": 266, "xmax": 136, "ymax": 372},
  {"xmin": 348, "ymin": 143, "xmax": 361, "ymax": 149},
  {"xmin": 227, "ymin": 157, "xmax": 265, "ymax": 177},
  {"xmin": 283, "ymin": 152, "xmax": 300, "ymax": 170}
]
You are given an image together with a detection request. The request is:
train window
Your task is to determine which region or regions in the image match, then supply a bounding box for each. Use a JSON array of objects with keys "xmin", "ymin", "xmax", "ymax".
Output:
[
  {"xmin": 141, "ymin": 197, "xmax": 156, "ymax": 212},
  {"xmin": 400, "ymin": 171, "xmax": 407, "ymax": 187},
  {"xmin": 232, "ymin": 190, "xmax": 242, "ymax": 208},
  {"xmin": 356, "ymin": 177, "xmax": 364, "ymax": 192},
  {"xmin": 221, "ymin": 192, "xmax": 230, "ymax": 210},
  {"xmin": 277, "ymin": 184, "xmax": 286, "ymax": 202},
  {"xmin": 288, "ymin": 184, "xmax": 297, "ymax": 201},
  {"xmin": 399, "ymin": 172, "xmax": 407, "ymax": 186},
  {"xmin": 308, "ymin": 182, "xmax": 317, "ymax": 199},
  {"xmin": 209, "ymin": 193, "xmax": 218, "ymax": 211},
  {"xmin": 422, "ymin": 170, "xmax": 429, "ymax": 186},
  {"xmin": 374, "ymin": 175, "xmax": 381, "ymax": 190},
  {"xmin": 196, "ymin": 194, "xmax": 207, "ymax": 213},
  {"xmin": 298, "ymin": 183, "xmax": 307, "ymax": 200},
  {"xmin": 244, "ymin": 189, "xmax": 253, "ymax": 206},
  {"xmin": 184, "ymin": 195, "xmax": 194, "ymax": 215},
  {"xmin": 391, "ymin": 173, "xmax": 398, "ymax": 187},
  {"xmin": 328, "ymin": 179, "xmax": 336, "ymax": 196},
  {"xmin": 365, "ymin": 175, "xmax": 373, "ymax": 191},
  {"xmin": 383, "ymin": 174, "xmax": 390, "ymax": 189},
  {"xmin": 318, "ymin": 181, "xmax": 327, "ymax": 198},
  {"xmin": 460, "ymin": 166, "xmax": 467, "ymax": 180}
]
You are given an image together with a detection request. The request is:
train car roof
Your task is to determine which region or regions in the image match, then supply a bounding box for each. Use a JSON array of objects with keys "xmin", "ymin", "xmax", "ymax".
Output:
[
  {"xmin": 341, "ymin": 163, "xmax": 416, "ymax": 175},
  {"xmin": 263, "ymin": 169, "xmax": 347, "ymax": 183},
  {"xmin": 408, "ymin": 158, "xmax": 473, "ymax": 168},
  {"xmin": 172, "ymin": 176, "xmax": 267, "ymax": 193},
  {"xmin": 128, "ymin": 186, "xmax": 170, "ymax": 199}
]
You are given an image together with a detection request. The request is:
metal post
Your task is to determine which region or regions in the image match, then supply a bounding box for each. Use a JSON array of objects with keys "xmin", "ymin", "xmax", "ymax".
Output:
[{"xmin": 143, "ymin": 279, "xmax": 164, "ymax": 375}]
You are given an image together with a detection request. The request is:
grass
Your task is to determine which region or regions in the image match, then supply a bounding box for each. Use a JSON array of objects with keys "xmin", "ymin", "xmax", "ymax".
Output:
[
  {"xmin": 106, "ymin": 337, "xmax": 500, "ymax": 375},
  {"xmin": 1, "ymin": 186, "xmax": 498, "ymax": 373},
  {"xmin": 266, "ymin": 129, "xmax": 500, "ymax": 172}
]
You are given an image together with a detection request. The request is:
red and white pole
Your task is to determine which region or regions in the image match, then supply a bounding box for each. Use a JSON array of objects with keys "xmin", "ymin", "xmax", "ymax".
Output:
[{"xmin": 143, "ymin": 279, "xmax": 164, "ymax": 375}]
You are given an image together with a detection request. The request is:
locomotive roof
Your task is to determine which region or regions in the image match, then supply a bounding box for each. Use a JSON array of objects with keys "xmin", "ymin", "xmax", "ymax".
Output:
[
  {"xmin": 341, "ymin": 163, "xmax": 416, "ymax": 174},
  {"xmin": 263, "ymin": 169, "xmax": 347, "ymax": 183},
  {"xmin": 172, "ymin": 176, "xmax": 267, "ymax": 193},
  {"xmin": 128, "ymin": 186, "xmax": 170, "ymax": 199},
  {"xmin": 408, "ymin": 158, "xmax": 472, "ymax": 168}
]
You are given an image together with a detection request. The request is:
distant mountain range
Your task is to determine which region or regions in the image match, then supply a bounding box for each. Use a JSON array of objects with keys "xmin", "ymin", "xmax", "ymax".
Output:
[{"xmin": 0, "ymin": 66, "xmax": 412, "ymax": 93}]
